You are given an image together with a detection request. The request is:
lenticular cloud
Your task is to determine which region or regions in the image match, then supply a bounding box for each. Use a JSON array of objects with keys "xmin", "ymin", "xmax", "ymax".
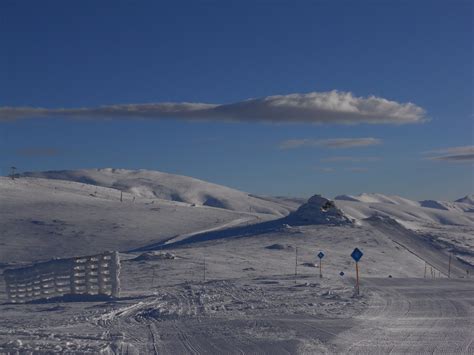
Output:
[
  {"xmin": 426, "ymin": 146, "xmax": 474, "ymax": 162},
  {"xmin": 0, "ymin": 91, "xmax": 427, "ymax": 125}
]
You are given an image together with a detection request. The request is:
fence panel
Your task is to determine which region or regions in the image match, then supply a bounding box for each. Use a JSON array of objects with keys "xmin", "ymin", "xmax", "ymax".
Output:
[{"xmin": 3, "ymin": 251, "xmax": 120, "ymax": 303}]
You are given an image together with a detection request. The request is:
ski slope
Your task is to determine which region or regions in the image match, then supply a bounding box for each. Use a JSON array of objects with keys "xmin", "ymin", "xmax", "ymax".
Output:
[{"xmin": 334, "ymin": 278, "xmax": 474, "ymax": 354}]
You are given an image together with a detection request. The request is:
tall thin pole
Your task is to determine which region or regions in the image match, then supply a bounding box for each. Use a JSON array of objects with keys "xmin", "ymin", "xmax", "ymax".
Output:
[
  {"xmin": 424, "ymin": 262, "xmax": 427, "ymax": 278},
  {"xmin": 319, "ymin": 258, "xmax": 322, "ymax": 278},
  {"xmin": 448, "ymin": 253, "xmax": 452, "ymax": 278},
  {"xmin": 294, "ymin": 247, "xmax": 298, "ymax": 284},
  {"xmin": 355, "ymin": 262, "xmax": 360, "ymax": 296},
  {"xmin": 203, "ymin": 257, "xmax": 206, "ymax": 282}
]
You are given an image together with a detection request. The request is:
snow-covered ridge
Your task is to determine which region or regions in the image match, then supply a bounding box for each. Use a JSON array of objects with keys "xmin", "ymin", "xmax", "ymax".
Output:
[
  {"xmin": 334, "ymin": 193, "xmax": 474, "ymax": 227},
  {"xmin": 335, "ymin": 193, "xmax": 418, "ymax": 206},
  {"xmin": 21, "ymin": 168, "xmax": 295, "ymax": 216},
  {"xmin": 1, "ymin": 176, "xmax": 260, "ymax": 263},
  {"xmin": 455, "ymin": 194, "xmax": 474, "ymax": 205}
]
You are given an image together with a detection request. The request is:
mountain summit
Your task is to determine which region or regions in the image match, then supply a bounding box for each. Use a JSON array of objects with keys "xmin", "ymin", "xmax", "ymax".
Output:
[{"xmin": 455, "ymin": 195, "xmax": 474, "ymax": 205}]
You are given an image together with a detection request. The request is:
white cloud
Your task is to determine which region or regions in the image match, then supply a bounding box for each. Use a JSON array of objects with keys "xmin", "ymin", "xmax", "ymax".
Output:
[
  {"xmin": 425, "ymin": 145, "xmax": 474, "ymax": 162},
  {"xmin": 321, "ymin": 156, "xmax": 380, "ymax": 162},
  {"xmin": 279, "ymin": 137, "xmax": 382, "ymax": 150},
  {"xmin": 0, "ymin": 91, "xmax": 427, "ymax": 125}
]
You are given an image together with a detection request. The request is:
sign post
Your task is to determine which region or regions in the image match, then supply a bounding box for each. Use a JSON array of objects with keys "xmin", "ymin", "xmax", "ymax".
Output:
[
  {"xmin": 351, "ymin": 248, "xmax": 363, "ymax": 296},
  {"xmin": 317, "ymin": 251, "xmax": 325, "ymax": 278}
]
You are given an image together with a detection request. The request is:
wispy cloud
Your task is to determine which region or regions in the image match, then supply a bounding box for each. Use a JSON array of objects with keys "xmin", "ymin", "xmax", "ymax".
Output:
[
  {"xmin": 424, "ymin": 145, "xmax": 474, "ymax": 163},
  {"xmin": 314, "ymin": 167, "xmax": 335, "ymax": 173},
  {"xmin": 320, "ymin": 156, "xmax": 381, "ymax": 162},
  {"xmin": 0, "ymin": 91, "xmax": 427, "ymax": 125},
  {"xmin": 314, "ymin": 166, "xmax": 369, "ymax": 173},
  {"xmin": 16, "ymin": 147, "xmax": 60, "ymax": 157},
  {"xmin": 280, "ymin": 137, "xmax": 382, "ymax": 150},
  {"xmin": 345, "ymin": 167, "xmax": 369, "ymax": 172}
]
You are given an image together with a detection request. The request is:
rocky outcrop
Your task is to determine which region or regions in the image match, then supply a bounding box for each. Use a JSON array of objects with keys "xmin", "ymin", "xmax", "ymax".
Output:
[{"xmin": 286, "ymin": 194, "xmax": 353, "ymax": 225}]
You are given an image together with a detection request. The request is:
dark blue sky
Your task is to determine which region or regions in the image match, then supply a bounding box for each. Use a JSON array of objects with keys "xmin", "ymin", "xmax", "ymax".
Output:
[{"xmin": 1, "ymin": 0, "xmax": 472, "ymax": 199}]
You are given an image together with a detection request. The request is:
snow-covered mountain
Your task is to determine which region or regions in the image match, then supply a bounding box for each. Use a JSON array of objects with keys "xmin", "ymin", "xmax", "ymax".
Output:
[
  {"xmin": 3, "ymin": 169, "xmax": 473, "ymax": 265},
  {"xmin": 334, "ymin": 193, "xmax": 419, "ymax": 206},
  {"xmin": 21, "ymin": 168, "xmax": 297, "ymax": 216},
  {"xmin": 455, "ymin": 194, "xmax": 474, "ymax": 205},
  {"xmin": 334, "ymin": 193, "xmax": 474, "ymax": 226},
  {"xmin": 1, "ymin": 169, "xmax": 303, "ymax": 263},
  {"xmin": 0, "ymin": 176, "xmax": 264, "ymax": 263}
]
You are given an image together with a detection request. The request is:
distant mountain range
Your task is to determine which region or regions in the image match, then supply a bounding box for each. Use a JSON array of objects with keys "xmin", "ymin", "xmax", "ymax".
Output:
[{"xmin": 2, "ymin": 168, "xmax": 473, "ymax": 263}]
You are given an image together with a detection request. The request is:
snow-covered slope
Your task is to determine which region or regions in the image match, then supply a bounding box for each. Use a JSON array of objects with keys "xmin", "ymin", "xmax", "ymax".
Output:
[
  {"xmin": 334, "ymin": 193, "xmax": 474, "ymax": 226},
  {"xmin": 21, "ymin": 168, "xmax": 293, "ymax": 216},
  {"xmin": 0, "ymin": 176, "xmax": 274, "ymax": 263},
  {"xmin": 334, "ymin": 193, "xmax": 474, "ymax": 265},
  {"xmin": 455, "ymin": 195, "xmax": 474, "ymax": 205},
  {"xmin": 335, "ymin": 193, "xmax": 419, "ymax": 206}
]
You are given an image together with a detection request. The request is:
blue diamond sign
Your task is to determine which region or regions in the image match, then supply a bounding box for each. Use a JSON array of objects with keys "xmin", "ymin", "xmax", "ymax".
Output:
[
  {"xmin": 339, "ymin": 271, "xmax": 345, "ymax": 276},
  {"xmin": 317, "ymin": 252, "xmax": 325, "ymax": 259},
  {"xmin": 351, "ymin": 248, "xmax": 363, "ymax": 262}
]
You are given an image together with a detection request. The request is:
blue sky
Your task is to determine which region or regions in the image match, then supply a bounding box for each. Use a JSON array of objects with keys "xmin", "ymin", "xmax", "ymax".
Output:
[{"xmin": 1, "ymin": 0, "xmax": 472, "ymax": 200}]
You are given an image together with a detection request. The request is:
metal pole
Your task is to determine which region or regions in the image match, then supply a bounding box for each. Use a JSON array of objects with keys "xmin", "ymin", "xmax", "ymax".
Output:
[
  {"xmin": 319, "ymin": 258, "xmax": 322, "ymax": 278},
  {"xmin": 294, "ymin": 247, "xmax": 298, "ymax": 284},
  {"xmin": 355, "ymin": 262, "xmax": 360, "ymax": 296},
  {"xmin": 448, "ymin": 253, "xmax": 451, "ymax": 278},
  {"xmin": 203, "ymin": 257, "xmax": 206, "ymax": 282}
]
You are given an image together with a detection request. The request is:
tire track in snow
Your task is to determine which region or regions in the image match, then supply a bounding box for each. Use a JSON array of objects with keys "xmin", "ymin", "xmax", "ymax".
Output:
[{"xmin": 333, "ymin": 278, "xmax": 474, "ymax": 354}]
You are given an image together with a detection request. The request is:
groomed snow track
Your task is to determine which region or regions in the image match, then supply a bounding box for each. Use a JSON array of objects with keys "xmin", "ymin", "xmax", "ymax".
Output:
[{"xmin": 334, "ymin": 278, "xmax": 474, "ymax": 354}]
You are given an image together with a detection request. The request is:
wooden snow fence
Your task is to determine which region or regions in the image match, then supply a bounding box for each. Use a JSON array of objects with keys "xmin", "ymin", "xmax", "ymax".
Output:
[{"xmin": 3, "ymin": 251, "xmax": 120, "ymax": 303}]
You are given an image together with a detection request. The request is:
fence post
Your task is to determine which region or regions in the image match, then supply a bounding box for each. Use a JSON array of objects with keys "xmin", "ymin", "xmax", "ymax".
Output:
[{"xmin": 110, "ymin": 251, "xmax": 121, "ymax": 298}]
